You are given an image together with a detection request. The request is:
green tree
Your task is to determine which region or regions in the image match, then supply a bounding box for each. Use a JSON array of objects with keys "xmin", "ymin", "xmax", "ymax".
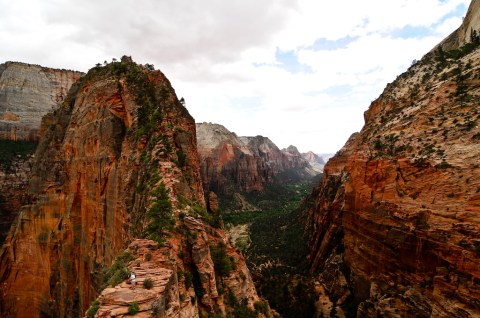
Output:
[{"xmin": 145, "ymin": 183, "xmax": 175, "ymax": 244}]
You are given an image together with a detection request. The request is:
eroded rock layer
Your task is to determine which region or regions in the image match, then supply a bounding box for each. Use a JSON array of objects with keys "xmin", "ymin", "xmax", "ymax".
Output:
[
  {"xmin": 0, "ymin": 58, "xmax": 264, "ymax": 318},
  {"xmin": 305, "ymin": 2, "xmax": 480, "ymax": 317}
]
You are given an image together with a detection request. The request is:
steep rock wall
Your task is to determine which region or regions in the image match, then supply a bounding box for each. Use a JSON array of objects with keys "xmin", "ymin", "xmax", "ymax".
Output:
[
  {"xmin": 0, "ymin": 58, "xmax": 263, "ymax": 318},
  {"xmin": 305, "ymin": 2, "xmax": 480, "ymax": 316}
]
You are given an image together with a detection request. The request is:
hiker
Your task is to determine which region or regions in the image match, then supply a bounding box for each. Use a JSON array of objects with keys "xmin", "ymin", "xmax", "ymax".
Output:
[{"xmin": 129, "ymin": 272, "xmax": 136, "ymax": 290}]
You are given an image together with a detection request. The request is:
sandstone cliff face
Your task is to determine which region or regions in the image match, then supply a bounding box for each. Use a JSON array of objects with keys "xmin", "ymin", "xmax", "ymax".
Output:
[
  {"xmin": 197, "ymin": 122, "xmax": 316, "ymax": 195},
  {"xmin": 0, "ymin": 62, "xmax": 82, "ymax": 245},
  {"xmin": 0, "ymin": 58, "xmax": 263, "ymax": 318},
  {"xmin": 0, "ymin": 61, "xmax": 83, "ymax": 141},
  {"xmin": 305, "ymin": 2, "xmax": 480, "ymax": 317}
]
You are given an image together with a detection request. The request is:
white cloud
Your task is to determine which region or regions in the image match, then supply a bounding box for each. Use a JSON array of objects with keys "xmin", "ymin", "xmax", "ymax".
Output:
[{"xmin": 0, "ymin": 0, "xmax": 471, "ymax": 153}]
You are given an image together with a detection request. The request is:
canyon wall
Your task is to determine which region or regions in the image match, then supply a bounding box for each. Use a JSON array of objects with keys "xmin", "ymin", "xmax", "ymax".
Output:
[
  {"xmin": 0, "ymin": 61, "xmax": 83, "ymax": 141},
  {"xmin": 0, "ymin": 58, "xmax": 265, "ymax": 317},
  {"xmin": 304, "ymin": 1, "xmax": 480, "ymax": 316},
  {"xmin": 0, "ymin": 62, "xmax": 82, "ymax": 245}
]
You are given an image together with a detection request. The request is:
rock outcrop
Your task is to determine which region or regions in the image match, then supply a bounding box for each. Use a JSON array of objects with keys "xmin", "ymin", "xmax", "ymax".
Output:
[
  {"xmin": 304, "ymin": 1, "xmax": 480, "ymax": 317},
  {"xmin": 197, "ymin": 122, "xmax": 317, "ymax": 195},
  {"xmin": 0, "ymin": 61, "xmax": 83, "ymax": 141},
  {"xmin": 0, "ymin": 58, "xmax": 265, "ymax": 318}
]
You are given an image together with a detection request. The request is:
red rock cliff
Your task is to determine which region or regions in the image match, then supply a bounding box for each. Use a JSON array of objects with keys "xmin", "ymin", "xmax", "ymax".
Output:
[
  {"xmin": 0, "ymin": 58, "xmax": 264, "ymax": 318},
  {"xmin": 305, "ymin": 2, "xmax": 480, "ymax": 317}
]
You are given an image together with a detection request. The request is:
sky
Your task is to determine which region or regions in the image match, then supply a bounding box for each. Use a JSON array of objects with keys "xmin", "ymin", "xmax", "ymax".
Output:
[{"xmin": 0, "ymin": 0, "xmax": 471, "ymax": 153}]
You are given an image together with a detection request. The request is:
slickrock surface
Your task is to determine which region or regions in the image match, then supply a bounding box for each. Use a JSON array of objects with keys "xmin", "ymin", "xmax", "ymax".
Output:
[
  {"xmin": 197, "ymin": 122, "xmax": 316, "ymax": 195},
  {"xmin": 0, "ymin": 58, "xmax": 265, "ymax": 318},
  {"xmin": 305, "ymin": 1, "xmax": 480, "ymax": 317},
  {"xmin": 0, "ymin": 61, "xmax": 83, "ymax": 141}
]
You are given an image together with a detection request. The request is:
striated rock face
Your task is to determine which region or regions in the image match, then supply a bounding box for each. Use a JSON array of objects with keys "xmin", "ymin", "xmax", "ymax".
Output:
[
  {"xmin": 0, "ymin": 61, "xmax": 83, "ymax": 141},
  {"xmin": 305, "ymin": 2, "xmax": 480, "ymax": 317},
  {"xmin": 197, "ymin": 122, "xmax": 316, "ymax": 195},
  {"xmin": 0, "ymin": 58, "xmax": 263, "ymax": 318}
]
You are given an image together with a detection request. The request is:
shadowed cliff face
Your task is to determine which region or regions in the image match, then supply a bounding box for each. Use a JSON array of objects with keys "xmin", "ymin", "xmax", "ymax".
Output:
[
  {"xmin": 0, "ymin": 58, "xmax": 263, "ymax": 318},
  {"xmin": 304, "ymin": 2, "xmax": 480, "ymax": 317}
]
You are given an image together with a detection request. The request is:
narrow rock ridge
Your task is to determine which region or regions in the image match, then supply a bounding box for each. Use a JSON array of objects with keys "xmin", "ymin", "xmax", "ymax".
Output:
[{"xmin": 0, "ymin": 58, "xmax": 266, "ymax": 318}]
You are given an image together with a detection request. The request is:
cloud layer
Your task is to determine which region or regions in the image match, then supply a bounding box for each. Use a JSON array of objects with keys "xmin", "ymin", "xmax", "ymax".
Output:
[{"xmin": 0, "ymin": 0, "xmax": 471, "ymax": 152}]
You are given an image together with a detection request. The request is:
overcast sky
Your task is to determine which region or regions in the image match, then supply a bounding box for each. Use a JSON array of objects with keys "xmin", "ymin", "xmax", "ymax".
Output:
[{"xmin": 1, "ymin": 0, "xmax": 471, "ymax": 153}]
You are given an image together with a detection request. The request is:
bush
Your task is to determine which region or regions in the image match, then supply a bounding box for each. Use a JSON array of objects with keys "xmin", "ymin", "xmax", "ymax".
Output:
[
  {"xmin": 86, "ymin": 300, "xmax": 100, "ymax": 318},
  {"xmin": 254, "ymin": 300, "xmax": 269, "ymax": 315},
  {"xmin": 145, "ymin": 253, "xmax": 152, "ymax": 261},
  {"xmin": 143, "ymin": 278, "xmax": 154, "ymax": 289},
  {"xmin": 128, "ymin": 302, "xmax": 140, "ymax": 315},
  {"xmin": 103, "ymin": 250, "xmax": 135, "ymax": 287},
  {"xmin": 211, "ymin": 243, "xmax": 234, "ymax": 277}
]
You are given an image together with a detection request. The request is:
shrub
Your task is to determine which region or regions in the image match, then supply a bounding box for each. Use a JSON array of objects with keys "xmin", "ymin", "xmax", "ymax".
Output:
[
  {"xmin": 435, "ymin": 161, "xmax": 453, "ymax": 169},
  {"xmin": 86, "ymin": 300, "xmax": 100, "ymax": 318},
  {"xmin": 211, "ymin": 243, "xmax": 233, "ymax": 277},
  {"xmin": 128, "ymin": 302, "xmax": 140, "ymax": 315},
  {"xmin": 145, "ymin": 253, "xmax": 152, "ymax": 261},
  {"xmin": 103, "ymin": 250, "xmax": 135, "ymax": 287},
  {"xmin": 143, "ymin": 278, "xmax": 154, "ymax": 290},
  {"xmin": 254, "ymin": 300, "xmax": 269, "ymax": 315}
]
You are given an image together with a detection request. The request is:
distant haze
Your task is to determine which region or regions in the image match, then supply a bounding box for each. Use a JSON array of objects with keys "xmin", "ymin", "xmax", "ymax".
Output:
[{"xmin": 0, "ymin": 0, "xmax": 470, "ymax": 153}]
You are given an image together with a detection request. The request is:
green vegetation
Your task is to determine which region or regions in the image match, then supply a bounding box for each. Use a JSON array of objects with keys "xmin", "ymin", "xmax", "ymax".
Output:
[
  {"xmin": 219, "ymin": 174, "xmax": 320, "ymax": 318},
  {"xmin": 86, "ymin": 300, "xmax": 100, "ymax": 318},
  {"xmin": 145, "ymin": 183, "xmax": 175, "ymax": 245},
  {"xmin": 145, "ymin": 253, "xmax": 152, "ymax": 261},
  {"xmin": 222, "ymin": 174, "xmax": 320, "ymax": 225},
  {"xmin": 178, "ymin": 195, "xmax": 222, "ymax": 228},
  {"xmin": 210, "ymin": 242, "xmax": 235, "ymax": 277},
  {"xmin": 224, "ymin": 292, "xmax": 257, "ymax": 318},
  {"xmin": 103, "ymin": 250, "xmax": 135, "ymax": 287},
  {"xmin": 0, "ymin": 140, "xmax": 37, "ymax": 171},
  {"xmin": 143, "ymin": 278, "xmax": 154, "ymax": 289},
  {"xmin": 128, "ymin": 302, "xmax": 140, "ymax": 315},
  {"xmin": 435, "ymin": 161, "xmax": 453, "ymax": 169}
]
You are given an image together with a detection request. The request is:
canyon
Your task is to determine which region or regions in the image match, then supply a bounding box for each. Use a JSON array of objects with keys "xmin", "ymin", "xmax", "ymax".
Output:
[
  {"xmin": 304, "ymin": 1, "xmax": 480, "ymax": 316},
  {"xmin": 1, "ymin": 2, "xmax": 480, "ymax": 318},
  {"xmin": 196, "ymin": 122, "xmax": 319, "ymax": 212}
]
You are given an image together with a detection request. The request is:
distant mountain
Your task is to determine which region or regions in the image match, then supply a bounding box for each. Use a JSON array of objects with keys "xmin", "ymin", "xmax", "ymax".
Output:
[
  {"xmin": 301, "ymin": 151, "xmax": 325, "ymax": 172},
  {"xmin": 196, "ymin": 122, "xmax": 318, "ymax": 196}
]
